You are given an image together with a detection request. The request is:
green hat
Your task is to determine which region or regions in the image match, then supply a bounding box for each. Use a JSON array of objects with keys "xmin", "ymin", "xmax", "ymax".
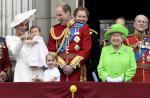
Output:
[{"xmin": 104, "ymin": 24, "xmax": 129, "ymax": 39}]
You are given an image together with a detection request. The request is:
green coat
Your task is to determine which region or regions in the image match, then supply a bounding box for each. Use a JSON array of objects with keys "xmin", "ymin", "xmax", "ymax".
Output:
[{"xmin": 97, "ymin": 44, "xmax": 137, "ymax": 82}]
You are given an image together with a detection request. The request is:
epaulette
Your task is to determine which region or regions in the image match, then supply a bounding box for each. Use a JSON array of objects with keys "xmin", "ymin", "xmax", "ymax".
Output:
[
  {"xmin": 0, "ymin": 37, "xmax": 5, "ymax": 42},
  {"xmin": 90, "ymin": 29, "xmax": 98, "ymax": 35},
  {"xmin": 49, "ymin": 23, "xmax": 61, "ymax": 34}
]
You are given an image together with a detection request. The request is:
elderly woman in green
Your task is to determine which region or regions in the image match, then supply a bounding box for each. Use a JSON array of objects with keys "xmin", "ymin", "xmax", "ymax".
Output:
[{"xmin": 97, "ymin": 24, "xmax": 137, "ymax": 82}]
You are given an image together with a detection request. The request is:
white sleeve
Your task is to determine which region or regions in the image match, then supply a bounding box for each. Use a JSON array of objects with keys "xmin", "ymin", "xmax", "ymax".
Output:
[
  {"xmin": 53, "ymin": 68, "xmax": 60, "ymax": 78},
  {"xmin": 32, "ymin": 36, "xmax": 40, "ymax": 42},
  {"xmin": 39, "ymin": 37, "xmax": 49, "ymax": 67},
  {"xmin": 6, "ymin": 35, "xmax": 23, "ymax": 56}
]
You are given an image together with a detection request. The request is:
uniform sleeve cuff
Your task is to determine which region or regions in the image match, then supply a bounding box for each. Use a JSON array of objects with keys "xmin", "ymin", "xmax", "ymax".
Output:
[
  {"xmin": 57, "ymin": 56, "xmax": 66, "ymax": 68},
  {"xmin": 70, "ymin": 56, "xmax": 83, "ymax": 69}
]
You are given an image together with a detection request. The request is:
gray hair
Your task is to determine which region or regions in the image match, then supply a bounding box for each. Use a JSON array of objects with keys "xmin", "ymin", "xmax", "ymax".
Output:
[{"xmin": 135, "ymin": 14, "xmax": 149, "ymax": 24}]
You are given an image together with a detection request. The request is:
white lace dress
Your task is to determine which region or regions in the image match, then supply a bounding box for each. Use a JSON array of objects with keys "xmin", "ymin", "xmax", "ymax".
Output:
[{"xmin": 27, "ymin": 35, "xmax": 48, "ymax": 78}]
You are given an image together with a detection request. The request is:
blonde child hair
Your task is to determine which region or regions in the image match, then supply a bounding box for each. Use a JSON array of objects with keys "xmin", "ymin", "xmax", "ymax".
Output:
[{"xmin": 46, "ymin": 52, "xmax": 58, "ymax": 61}]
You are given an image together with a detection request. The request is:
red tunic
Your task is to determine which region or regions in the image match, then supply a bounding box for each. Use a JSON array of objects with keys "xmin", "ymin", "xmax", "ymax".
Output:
[
  {"xmin": 47, "ymin": 20, "xmax": 91, "ymax": 82},
  {"xmin": 124, "ymin": 33, "xmax": 150, "ymax": 82}
]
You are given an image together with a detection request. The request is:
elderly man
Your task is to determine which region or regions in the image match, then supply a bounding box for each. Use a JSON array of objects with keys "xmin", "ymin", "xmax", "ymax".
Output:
[{"xmin": 124, "ymin": 14, "xmax": 150, "ymax": 82}]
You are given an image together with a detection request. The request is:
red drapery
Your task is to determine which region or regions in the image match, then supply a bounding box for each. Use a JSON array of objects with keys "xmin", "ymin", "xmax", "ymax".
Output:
[{"xmin": 0, "ymin": 82, "xmax": 149, "ymax": 98}]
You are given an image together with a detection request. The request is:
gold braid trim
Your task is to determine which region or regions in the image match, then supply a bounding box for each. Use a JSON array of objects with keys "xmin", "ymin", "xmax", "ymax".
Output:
[
  {"xmin": 57, "ymin": 56, "xmax": 66, "ymax": 68},
  {"xmin": 50, "ymin": 19, "xmax": 75, "ymax": 53},
  {"xmin": 125, "ymin": 35, "xmax": 139, "ymax": 48},
  {"xmin": 134, "ymin": 31, "xmax": 147, "ymax": 37},
  {"xmin": 90, "ymin": 29, "xmax": 98, "ymax": 35},
  {"xmin": 67, "ymin": 19, "xmax": 76, "ymax": 27},
  {"xmin": 70, "ymin": 56, "xmax": 84, "ymax": 69},
  {"xmin": 131, "ymin": 42, "xmax": 140, "ymax": 49},
  {"xmin": 56, "ymin": 27, "xmax": 70, "ymax": 54},
  {"xmin": 50, "ymin": 27, "xmax": 66, "ymax": 40},
  {"xmin": 80, "ymin": 65, "xmax": 87, "ymax": 82},
  {"xmin": 50, "ymin": 19, "xmax": 75, "ymax": 41}
]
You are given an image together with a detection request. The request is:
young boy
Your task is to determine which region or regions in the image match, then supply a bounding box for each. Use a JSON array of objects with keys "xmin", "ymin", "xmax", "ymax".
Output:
[{"xmin": 32, "ymin": 52, "xmax": 60, "ymax": 82}]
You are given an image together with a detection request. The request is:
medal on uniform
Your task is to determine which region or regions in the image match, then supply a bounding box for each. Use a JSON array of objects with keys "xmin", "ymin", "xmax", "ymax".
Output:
[
  {"xmin": 142, "ymin": 54, "xmax": 145, "ymax": 63},
  {"xmin": 74, "ymin": 28, "xmax": 79, "ymax": 35},
  {"xmin": 74, "ymin": 44, "xmax": 80, "ymax": 51},
  {"xmin": 74, "ymin": 36, "xmax": 80, "ymax": 43}
]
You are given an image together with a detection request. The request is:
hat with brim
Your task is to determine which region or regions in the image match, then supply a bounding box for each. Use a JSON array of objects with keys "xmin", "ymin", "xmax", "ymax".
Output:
[
  {"xmin": 10, "ymin": 9, "xmax": 36, "ymax": 28},
  {"xmin": 104, "ymin": 24, "xmax": 129, "ymax": 39}
]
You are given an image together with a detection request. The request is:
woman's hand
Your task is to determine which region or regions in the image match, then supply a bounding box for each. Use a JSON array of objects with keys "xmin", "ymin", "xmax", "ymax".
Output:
[{"xmin": 20, "ymin": 33, "xmax": 31, "ymax": 40}]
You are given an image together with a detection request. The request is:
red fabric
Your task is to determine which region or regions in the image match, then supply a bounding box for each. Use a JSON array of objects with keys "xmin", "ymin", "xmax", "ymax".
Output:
[
  {"xmin": 132, "ymin": 68, "xmax": 150, "ymax": 82},
  {"xmin": 132, "ymin": 68, "xmax": 144, "ymax": 82},
  {"xmin": 47, "ymin": 22, "xmax": 91, "ymax": 82},
  {"xmin": 48, "ymin": 23, "xmax": 91, "ymax": 64},
  {"xmin": 124, "ymin": 34, "xmax": 150, "ymax": 82},
  {"xmin": 0, "ymin": 82, "xmax": 150, "ymax": 98},
  {"xmin": 124, "ymin": 34, "xmax": 139, "ymax": 47},
  {"xmin": 47, "ymin": 24, "xmax": 66, "ymax": 52},
  {"xmin": 60, "ymin": 69, "xmax": 81, "ymax": 82}
]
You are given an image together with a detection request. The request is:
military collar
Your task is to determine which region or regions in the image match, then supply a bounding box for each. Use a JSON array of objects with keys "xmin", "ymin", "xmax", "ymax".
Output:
[{"xmin": 134, "ymin": 31, "xmax": 147, "ymax": 37}]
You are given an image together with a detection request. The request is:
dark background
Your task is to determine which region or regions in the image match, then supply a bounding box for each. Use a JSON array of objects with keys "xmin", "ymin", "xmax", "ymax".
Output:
[
  {"xmin": 85, "ymin": 0, "xmax": 150, "ymax": 20},
  {"xmin": 85, "ymin": 0, "xmax": 150, "ymax": 35}
]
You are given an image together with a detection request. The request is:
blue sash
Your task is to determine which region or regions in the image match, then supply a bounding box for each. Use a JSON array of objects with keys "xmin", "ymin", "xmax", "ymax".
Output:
[
  {"xmin": 135, "ymin": 37, "xmax": 150, "ymax": 61},
  {"xmin": 60, "ymin": 22, "xmax": 84, "ymax": 52}
]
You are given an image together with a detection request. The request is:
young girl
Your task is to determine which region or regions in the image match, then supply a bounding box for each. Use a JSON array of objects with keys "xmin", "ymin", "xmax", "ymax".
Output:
[
  {"xmin": 32, "ymin": 52, "xmax": 60, "ymax": 82},
  {"xmin": 24, "ymin": 26, "xmax": 49, "ymax": 79}
]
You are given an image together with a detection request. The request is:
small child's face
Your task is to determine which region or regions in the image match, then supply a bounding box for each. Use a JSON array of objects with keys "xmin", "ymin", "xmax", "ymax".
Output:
[
  {"xmin": 31, "ymin": 28, "xmax": 40, "ymax": 37},
  {"xmin": 46, "ymin": 55, "xmax": 57, "ymax": 68}
]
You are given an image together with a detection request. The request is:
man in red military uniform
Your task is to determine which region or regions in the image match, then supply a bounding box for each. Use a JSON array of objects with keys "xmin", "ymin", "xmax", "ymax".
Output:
[
  {"xmin": 0, "ymin": 37, "xmax": 12, "ymax": 82},
  {"xmin": 47, "ymin": 3, "xmax": 91, "ymax": 82},
  {"xmin": 124, "ymin": 14, "xmax": 150, "ymax": 82}
]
